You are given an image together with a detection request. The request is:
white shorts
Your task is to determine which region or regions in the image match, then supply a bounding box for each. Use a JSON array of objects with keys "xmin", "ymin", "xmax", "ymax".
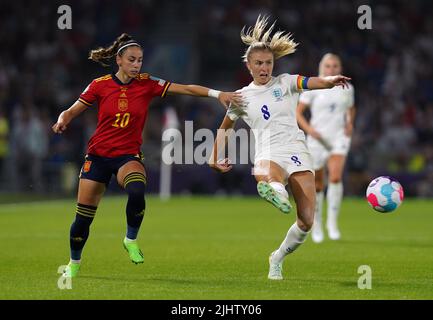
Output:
[
  {"xmin": 307, "ymin": 134, "xmax": 351, "ymax": 170},
  {"xmin": 254, "ymin": 140, "xmax": 314, "ymax": 179}
]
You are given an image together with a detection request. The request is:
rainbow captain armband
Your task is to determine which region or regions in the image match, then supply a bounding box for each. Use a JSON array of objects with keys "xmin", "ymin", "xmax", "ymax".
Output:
[{"xmin": 296, "ymin": 75, "xmax": 310, "ymax": 90}]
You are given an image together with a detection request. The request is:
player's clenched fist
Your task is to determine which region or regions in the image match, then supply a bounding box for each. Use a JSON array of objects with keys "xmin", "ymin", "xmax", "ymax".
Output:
[
  {"xmin": 52, "ymin": 116, "xmax": 67, "ymax": 133},
  {"xmin": 52, "ymin": 111, "xmax": 71, "ymax": 134}
]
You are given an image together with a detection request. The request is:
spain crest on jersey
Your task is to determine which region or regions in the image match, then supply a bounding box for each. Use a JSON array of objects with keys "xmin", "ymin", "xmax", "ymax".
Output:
[{"xmin": 118, "ymin": 98, "xmax": 128, "ymax": 111}]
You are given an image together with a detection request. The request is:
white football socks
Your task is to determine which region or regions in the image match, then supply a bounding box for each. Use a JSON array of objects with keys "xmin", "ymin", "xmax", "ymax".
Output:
[
  {"xmin": 271, "ymin": 222, "xmax": 309, "ymax": 264},
  {"xmin": 312, "ymin": 191, "xmax": 324, "ymax": 242},
  {"xmin": 326, "ymin": 182, "xmax": 343, "ymax": 235},
  {"xmin": 269, "ymin": 181, "xmax": 288, "ymax": 198}
]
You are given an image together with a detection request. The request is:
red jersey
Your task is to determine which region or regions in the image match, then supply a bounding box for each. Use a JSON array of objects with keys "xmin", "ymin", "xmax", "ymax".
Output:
[{"xmin": 78, "ymin": 72, "xmax": 171, "ymax": 157}]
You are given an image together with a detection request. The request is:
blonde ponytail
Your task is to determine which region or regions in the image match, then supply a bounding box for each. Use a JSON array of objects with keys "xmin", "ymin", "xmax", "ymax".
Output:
[{"xmin": 241, "ymin": 15, "xmax": 298, "ymax": 62}]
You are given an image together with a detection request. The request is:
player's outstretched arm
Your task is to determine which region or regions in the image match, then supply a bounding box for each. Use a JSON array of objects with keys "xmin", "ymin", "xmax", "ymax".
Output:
[
  {"xmin": 208, "ymin": 115, "xmax": 235, "ymax": 173},
  {"xmin": 52, "ymin": 100, "xmax": 88, "ymax": 134},
  {"xmin": 306, "ymin": 75, "xmax": 351, "ymax": 90},
  {"xmin": 167, "ymin": 83, "xmax": 243, "ymax": 109}
]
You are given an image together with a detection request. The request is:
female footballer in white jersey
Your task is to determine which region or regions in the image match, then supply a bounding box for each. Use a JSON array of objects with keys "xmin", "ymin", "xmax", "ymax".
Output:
[
  {"xmin": 208, "ymin": 16, "xmax": 351, "ymax": 280},
  {"xmin": 297, "ymin": 54, "xmax": 355, "ymax": 243}
]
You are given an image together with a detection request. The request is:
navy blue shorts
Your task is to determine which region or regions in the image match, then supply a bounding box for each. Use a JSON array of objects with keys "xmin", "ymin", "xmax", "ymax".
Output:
[{"xmin": 79, "ymin": 153, "xmax": 145, "ymax": 186}]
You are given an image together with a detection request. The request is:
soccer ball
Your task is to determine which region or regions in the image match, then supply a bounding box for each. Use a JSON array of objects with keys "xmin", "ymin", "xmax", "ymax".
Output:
[{"xmin": 366, "ymin": 176, "xmax": 404, "ymax": 213}]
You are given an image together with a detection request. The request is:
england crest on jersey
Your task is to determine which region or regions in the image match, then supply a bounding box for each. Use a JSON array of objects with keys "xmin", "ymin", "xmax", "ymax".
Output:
[{"xmin": 272, "ymin": 88, "xmax": 283, "ymax": 101}]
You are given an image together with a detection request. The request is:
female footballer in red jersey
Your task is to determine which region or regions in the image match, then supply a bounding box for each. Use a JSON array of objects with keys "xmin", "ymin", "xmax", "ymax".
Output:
[{"xmin": 52, "ymin": 33, "xmax": 242, "ymax": 277}]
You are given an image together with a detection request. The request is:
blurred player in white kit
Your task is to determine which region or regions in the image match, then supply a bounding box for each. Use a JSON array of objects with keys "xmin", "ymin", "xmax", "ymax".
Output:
[{"xmin": 297, "ymin": 53, "xmax": 356, "ymax": 242}]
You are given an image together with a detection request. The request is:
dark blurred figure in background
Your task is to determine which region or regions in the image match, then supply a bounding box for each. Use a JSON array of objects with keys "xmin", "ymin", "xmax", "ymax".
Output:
[
  {"xmin": 9, "ymin": 106, "xmax": 48, "ymax": 192},
  {"xmin": 0, "ymin": 108, "xmax": 9, "ymax": 184}
]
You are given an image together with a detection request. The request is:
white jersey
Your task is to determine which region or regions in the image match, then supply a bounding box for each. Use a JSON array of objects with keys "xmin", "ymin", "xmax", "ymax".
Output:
[
  {"xmin": 226, "ymin": 73, "xmax": 306, "ymax": 161},
  {"xmin": 299, "ymin": 84, "xmax": 355, "ymax": 139}
]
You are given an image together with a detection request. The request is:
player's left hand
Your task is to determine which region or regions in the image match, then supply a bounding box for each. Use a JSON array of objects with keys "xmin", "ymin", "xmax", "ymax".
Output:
[
  {"xmin": 219, "ymin": 92, "xmax": 244, "ymax": 109},
  {"xmin": 327, "ymin": 75, "xmax": 351, "ymax": 89}
]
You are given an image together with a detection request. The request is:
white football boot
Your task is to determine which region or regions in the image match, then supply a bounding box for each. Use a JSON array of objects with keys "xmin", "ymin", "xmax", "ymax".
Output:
[
  {"xmin": 327, "ymin": 222, "xmax": 341, "ymax": 240},
  {"xmin": 268, "ymin": 251, "xmax": 283, "ymax": 280},
  {"xmin": 311, "ymin": 223, "xmax": 324, "ymax": 243}
]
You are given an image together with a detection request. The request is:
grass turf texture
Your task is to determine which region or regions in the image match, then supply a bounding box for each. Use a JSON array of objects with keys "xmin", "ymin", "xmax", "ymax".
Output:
[{"xmin": 0, "ymin": 196, "xmax": 432, "ymax": 299}]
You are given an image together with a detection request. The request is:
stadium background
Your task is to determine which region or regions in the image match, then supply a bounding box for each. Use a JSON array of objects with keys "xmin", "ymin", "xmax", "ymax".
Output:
[{"xmin": 0, "ymin": 0, "xmax": 432, "ymax": 199}]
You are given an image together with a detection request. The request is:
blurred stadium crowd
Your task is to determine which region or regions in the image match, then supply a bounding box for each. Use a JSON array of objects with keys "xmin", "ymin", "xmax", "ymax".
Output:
[{"xmin": 0, "ymin": 0, "xmax": 432, "ymax": 196}]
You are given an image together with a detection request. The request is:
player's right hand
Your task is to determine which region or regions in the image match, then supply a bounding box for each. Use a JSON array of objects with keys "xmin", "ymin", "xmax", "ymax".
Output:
[
  {"xmin": 52, "ymin": 111, "xmax": 71, "ymax": 134},
  {"xmin": 52, "ymin": 121, "xmax": 67, "ymax": 134},
  {"xmin": 209, "ymin": 158, "xmax": 233, "ymax": 173}
]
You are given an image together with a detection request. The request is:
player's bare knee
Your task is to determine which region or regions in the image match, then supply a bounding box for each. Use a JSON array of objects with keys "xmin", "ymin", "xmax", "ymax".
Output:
[
  {"xmin": 329, "ymin": 176, "xmax": 342, "ymax": 184},
  {"xmin": 254, "ymin": 174, "xmax": 281, "ymax": 184},
  {"xmin": 254, "ymin": 174, "xmax": 266, "ymax": 183},
  {"xmin": 297, "ymin": 219, "xmax": 313, "ymax": 232},
  {"xmin": 315, "ymin": 173, "xmax": 324, "ymax": 191},
  {"xmin": 77, "ymin": 195, "xmax": 101, "ymax": 208},
  {"xmin": 315, "ymin": 183, "xmax": 324, "ymax": 192},
  {"xmin": 297, "ymin": 211, "xmax": 314, "ymax": 231},
  {"xmin": 305, "ymin": 217, "xmax": 314, "ymax": 231}
]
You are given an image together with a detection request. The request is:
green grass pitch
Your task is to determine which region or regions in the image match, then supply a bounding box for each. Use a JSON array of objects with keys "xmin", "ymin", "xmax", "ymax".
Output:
[{"xmin": 0, "ymin": 195, "xmax": 432, "ymax": 299}]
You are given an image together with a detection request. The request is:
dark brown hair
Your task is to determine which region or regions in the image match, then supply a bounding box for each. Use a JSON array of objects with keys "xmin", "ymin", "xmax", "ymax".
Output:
[{"xmin": 88, "ymin": 33, "xmax": 141, "ymax": 67}]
